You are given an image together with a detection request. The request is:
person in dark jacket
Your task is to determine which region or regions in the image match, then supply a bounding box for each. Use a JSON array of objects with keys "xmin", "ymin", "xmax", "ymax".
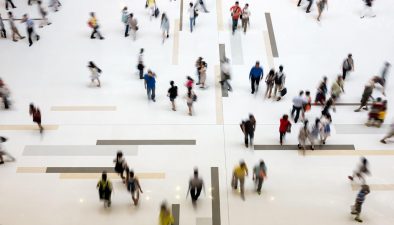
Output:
[
  {"xmin": 97, "ymin": 171, "xmax": 113, "ymax": 208},
  {"xmin": 354, "ymin": 81, "xmax": 374, "ymax": 112},
  {"xmin": 249, "ymin": 61, "xmax": 264, "ymax": 94},
  {"xmin": 167, "ymin": 81, "xmax": 178, "ymax": 111},
  {"xmin": 342, "ymin": 54, "xmax": 354, "ymax": 80},
  {"xmin": 29, "ymin": 103, "xmax": 43, "ymax": 133},
  {"xmin": 315, "ymin": 76, "xmax": 328, "ymax": 105},
  {"xmin": 241, "ymin": 114, "xmax": 256, "ymax": 148}
]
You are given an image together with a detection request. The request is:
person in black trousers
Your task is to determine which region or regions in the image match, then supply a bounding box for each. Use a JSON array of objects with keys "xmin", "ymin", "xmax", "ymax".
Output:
[
  {"xmin": 241, "ymin": 114, "xmax": 256, "ymax": 148},
  {"xmin": 5, "ymin": 0, "xmax": 16, "ymax": 10},
  {"xmin": 342, "ymin": 54, "xmax": 354, "ymax": 80},
  {"xmin": 21, "ymin": 14, "xmax": 40, "ymax": 47},
  {"xmin": 187, "ymin": 168, "xmax": 205, "ymax": 205},
  {"xmin": 297, "ymin": 0, "xmax": 313, "ymax": 13}
]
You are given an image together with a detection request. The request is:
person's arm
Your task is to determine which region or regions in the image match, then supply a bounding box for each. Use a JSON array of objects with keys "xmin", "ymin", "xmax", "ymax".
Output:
[
  {"xmin": 137, "ymin": 179, "xmax": 143, "ymax": 193},
  {"xmin": 186, "ymin": 180, "xmax": 191, "ymax": 198},
  {"xmin": 144, "ymin": 79, "xmax": 147, "ymax": 89},
  {"xmin": 249, "ymin": 68, "xmax": 253, "ymax": 79}
]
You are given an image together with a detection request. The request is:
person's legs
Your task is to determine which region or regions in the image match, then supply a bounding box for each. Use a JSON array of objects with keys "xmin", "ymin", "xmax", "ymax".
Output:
[
  {"xmin": 190, "ymin": 18, "xmax": 193, "ymax": 32},
  {"xmin": 240, "ymin": 177, "xmax": 245, "ymax": 199},
  {"xmin": 232, "ymin": 19, "xmax": 237, "ymax": 33},
  {"xmin": 280, "ymin": 132, "xmax": 284, "ymax": 144},
  {"xmin": 297, "ymin": 0, "xmax": 302, "ymax": 6},
  {"xmin": 195, "ymin": 186, "xmax": 202, "ymax": 200},
  {"xmin": 257, "ymin": 177, "xmax": 263, "ymax": 193},
  {"xmin": 244, "ymin": 133, "xmax": 249, "ymax": 147},
  {"xmin": 151, "ymin": 87, "xmax": 156, "ymax": 101},
  {"xmin": 294, "ymin": 107, "xmax": 301, "ymax": 123},
  {"xmin": 138, "ymin": 67, "xmax": 143, "ymax": 79},
  {"xmin": 147, "ymin": 87, "xmax": 152, "ymax": 100},
  {"xmin": 91, "ymin": 28, "xmax": 97, "ymax": 39},
  {"xmin": 243, "ymin": 18, "xmax": 248, "ymax": 33},
  {"xmin": 251, "ymin": 77, "xmax": 256, "ymax": 93},
  {"xmin": 249, "ymin": 131, "xmax": 254, "ymax": 146},
  {"xmin": 306, "ymin": 0, "xmax": 313, "ymax": 12},
  {"xmin": 291, "ymin": 105, "xmax": 297, "ymax": 118},
  {"xmin": 342, "ymin": 68, "xmax": 348, "ymax": 80},
  {"xmin": 225, "ymin": 79, "xmax": 232, "ymax": 91},
  {"xmin": 27, "ymin": 28, "xmax": 33, "ymax": 46},
  {"xmin": 125, "ymin": 24, "xmax": 129, "ymax": 37},
  {"xmin": 381, "ymin": 131, "xmax": 394, "ymax": 143},
  {"xmin": 190, "ymin": 187, "xmax": 197, "ymax": 201}
]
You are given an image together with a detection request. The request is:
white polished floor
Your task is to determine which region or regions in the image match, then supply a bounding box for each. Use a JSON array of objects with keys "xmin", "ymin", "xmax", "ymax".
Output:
[{"xmin": 1, "ymin": 0, "xmax": 394, "ymax": 225}]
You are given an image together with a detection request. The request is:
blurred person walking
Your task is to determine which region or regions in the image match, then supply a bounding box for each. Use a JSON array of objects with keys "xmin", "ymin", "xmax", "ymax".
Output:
[
  {"xmin": 114, "ymin": 151, "xmax": 128, "ymax": 182},
  {"xmin": 144, "ymin": 70, "xmax": 157, "ymax": 102},
  {"xmin": 321, "ymin": 95, "xmax": 336, "ymax": 119},
  {"xmin": 8, "ymin": 12, "xmax": 25, "ymax": 42},
  {"xmin": 240, "ymin": 114, "xmax": 256, "ymax": 148},
  {"xmin": 195, "ymin": 57, "xmax": 203, "ymax": 84},
  {"xmin": 146, "ymin": 0, "xmax": 157, "ymax": 21},
  {"xmin": 297, "ymin": 0, "xmax": 314, "ymax": 13},
  {"xmin": 219, "ymin": 58, "xmax": 233, "ymax": 91},
  {"xmin": 188, "ymin": 2, "xmax": 196, "ymax": 32},
  {"xmin": 342, "ymin": 54, "xmax": 354, "ymax": 80},
  {"xmin": 97, "ymin": 171, "xmax": 113, "ymax": 208},
  {"xmin": 122, "ymin": 7, "xmax": 129, "ymax": 37},
  {"xmin": 274, "ymin": 65, "xmax": 285, "ymax": 100},
  {"xmin": 360, "ymin": 0, "xmax": 375, "ymax": 18},
  {"xmin": 198, "ymin": 61, "xmax": 207, "ymax": 88},
  {"xmin": 380, "ymin": 62, "xmax": 391, "ymax": 81},
  {"xmin": 186, "ymin": 76, "xmax": 194, "ymax": 89},
  {"xmin": 253, "ymin": 160, "xmax": 267, "ymax": 195},
  {"xmin": 88, "ymin": 12, "xmax": 104, "ymax": 40},
  {"xmin": 351, "ymin": 185, "xmax": 370, "ymax": 223},
  {"xmin": 21, "ymin": 14, "xmax": 40, "ymax": 47},
  {"xmin": 185, "ymin": 87, "xmax": 197, "ymax": 116},
  {"xmin": 0, "ymin": 137, "xmax": 16, "ymax": 164},
  {"xmin": 279, "ymin": 114, "xmax": 291, "ymax": 145},
  {"xmin": 0, "ymin": 14, "xmax": 6, "ymax": 39},
  {"xmin": 265, "ymin": 69, "xmax": 275, "ymax": 98},
  {"xmin": 161, "ymin": 13, "xmax": 170, "ymax": 43},
  {"xmin": 29, "ymin": 103, "xmax": 43, "ymax": 133},
  {"xmin": 291, "ymin": 91, "xmax": 306, "ymax": 123},
  {"xmin": 380, "ymin": 121, "xmax": 394, "ymax": 144},
  {"xmin": 37, "ymin": 1, "xmax": 51, "ymax": 28},
  {"xmin": 127, "ymin": 170, "xmax": 143, "ymax": 205},
  {"xmin": 232, "ymin": 160, "xmax": 248, "ymax": 200},
  {"xmin": 137, "ymin": 48, "xmax": 145, "ymax": 79},
  {"xmin": 331, "ymin": 75, "xmax": 345, "ymax": 99},
  {"xmin": 320, "ymin": 114, "xmax": 331, "ymax": 144},
  {"xmin": 87, "ymin": 61, "xmax": 102, "ymax": 87},
  {"xmin": 241, "ymin": 3, "xmax": 250, "ymax": 33},
  {"xmin": 5, "ymin": 0, "xmax": 16, "ymax": 10},
  {"xmin": 316, "ymin": 0, "xmax": 328, "ymax": 21},
  {"xmin": 310, "ymin": 118, "xmax": 322, "ymax": 149},
  {"xmin": 301, "ymin": 90, "xmax": 312, "ymax": 121},
  {"xmin": 159, "ymin": 202, "xmax": 174, "ymax": 225},
  {"xmin": 187, "ymin": 168, "xmax": 205, "ymax": 205},
  {"xmin": 315, "ymin": 76, "xmax": 328, "ymax": 105},
  {"xmin": 249, "ymin": 61, "xmax": 264, "ymax": 94},
  {"xmin": 128, "ymin": 13, "xmax": 138, "ymax": 41},
  {"xmin": 195, "ymin": 0, "xmax": 209, "ymax": 13},
  {"xmin": 167, "ymin": 81, "xmax": 178, "ymax": 111},
  {"xmin": 0, "ymin": 78, "xmax": 11, "ymax": 109},
  {"xmin": 348, "ymin": 157, "xmax": 370, "ymax": 184},
  {"xmin": 230, "ymin": 1, "xmax": 242, "ymax": 34},
  {"xmin": 298, "ymin": 120, "xmax": 313, "ymax": 151},
  {"xmin": 49, "ymin": 0, "xmax": 61, "ymax": 12},
  {"xmin": 354, "ymin": 81, "xmax": 374, "ymax": 112}
]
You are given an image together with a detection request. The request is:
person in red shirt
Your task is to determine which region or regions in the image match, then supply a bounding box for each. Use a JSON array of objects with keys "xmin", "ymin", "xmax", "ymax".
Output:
[
  {"xmin": 29, "ymin": 103, "xmax": 43, "ymax": 133},
  {"xmin": 279, "ymin": 114, "xmax": 291, "ymax": 145},
  {"xmin": 230, "ymin": 1, "xmax": 242, "ymax": 34}
]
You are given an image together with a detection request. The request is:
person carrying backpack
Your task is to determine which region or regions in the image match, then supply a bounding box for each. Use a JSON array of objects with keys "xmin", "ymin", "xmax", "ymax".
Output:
[
  {"xmin": 113, "ymin": 151, "xmax": 128, "ymax": 182},
  {"xmin": 97, "ymin": 171, "xmax": 113, "ymax": 208},
  {"xmin": 88, "ymin": 12, "xmax": 104, "ymax": 40},
  {"xmin": 342, "ymin": 54, "xmax": 354, "ymax": 80},
  {"xmin": 127, "ymin": 170, "xmax": 143, "ymax": 205},
  {"xmin": 253, "ymin": 160, "xmax": 267, "ymax": 195},
  {"xmin": 274, "ymin": 65, "xmax": 286, "ymax": 100}
]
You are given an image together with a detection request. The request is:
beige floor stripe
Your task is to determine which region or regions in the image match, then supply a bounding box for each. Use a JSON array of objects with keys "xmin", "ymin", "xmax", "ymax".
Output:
[
  {"xmin": 298, "ymin": 150, "xmax": 394, "ymax": 156},
  {"xmin": 0, "ymin": 125, "xmax": 59, "ymax": 130},
  {"xmin": 51, "ymin": 106, "xmax": 116, "ymax": 111},
  {"xmin": 16, "ymin": 167, "xmax": 47, "ymax": 173},
  {"xmin": 263, "ymin": 31, "xmax": 274, "ymax": 68},
  {"xmin": 216, "ymin": 0, "xmax": 223, "ymax": 31},
  {"xmin": 172, "ymin": 19, "xmax": 180, "ymax": 65},
  {"xmin": 59, "ymin": 173, "xmax": 165, "ymax": 179},
  {"xmin": 351, "ymin": 183, "xmax": 394, "ymax": 191},
  {"xmin": 215, "ymin": 65, "xmax": 224, "ymax": 125}
]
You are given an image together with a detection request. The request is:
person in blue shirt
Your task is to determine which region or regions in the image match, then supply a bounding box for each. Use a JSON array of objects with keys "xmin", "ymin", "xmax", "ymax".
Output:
[
  {"xmin": 249, "ymin": 61, "xmax": 263, "ymax": 94},
  {"xmin": 144, "ymin": 70, "xmax": 156, "ymax": 102},
  {"xmin": 21, "ymin": 14, "xmax": 40, "ymax": 47}
]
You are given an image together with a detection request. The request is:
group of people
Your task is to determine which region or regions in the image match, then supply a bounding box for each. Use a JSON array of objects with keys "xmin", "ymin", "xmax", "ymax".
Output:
[
  {"xmin": 230, "ymin": 1, "xmax": 251, "ymax": 34},
  {"xmin": 231, "ymin": 159, "xmax": 267, "ymax": 200},
  {"xmin": 296, "ymin": 0, "xmax": 376, "ymax": 20},
  {"xmin": 0, "ymin": 1, "xmax": 61, "ymax": 46}
]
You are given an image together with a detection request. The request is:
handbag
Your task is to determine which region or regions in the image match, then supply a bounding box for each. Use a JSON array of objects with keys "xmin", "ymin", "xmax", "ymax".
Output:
[{"xmin": 286, "ymin": 123, "xmax": 291, "ymax": 133}]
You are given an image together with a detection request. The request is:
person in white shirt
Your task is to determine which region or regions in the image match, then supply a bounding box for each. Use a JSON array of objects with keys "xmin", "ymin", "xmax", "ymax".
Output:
[
  {"xmin": 219, "ymin": 58, "xmax": 233, "ymax": 91},
  {"xmin": 188, "ymin": 2, "xmax": 196, "ymax": 32},
  {"xmin": 241, "ymin": 3, "xmax": 250, "ymax": 33},
  {"xmin": 292, "ymin": 91, "xmax": 307, "ymax": 123}
]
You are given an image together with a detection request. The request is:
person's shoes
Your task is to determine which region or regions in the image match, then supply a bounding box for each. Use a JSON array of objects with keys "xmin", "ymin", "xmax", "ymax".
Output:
[
  {"xmin": 257, "ymin": 190, "xmax": 261, "ymax": 195},
  {"xmin": 348, "ymin": 176, "xmax": 354, "ymax": 181},
  {"xmin": 100, "ymin": 37, "xmax": 104, "ymax": 40},
  {"xmin": 251, "ymin": 91, "xmax": 254, "ymax": 94},
  {"xmin": 36, "ymin": 35, "xmax": 40, "ymax": 41},
  {"xmin": 355, "ymin": 218, "xmax": 363, "ymax": 223},
  {"xmin": 360, "ymin": 16, "xmax": 365, "ymax": 19},
  {"xmin": 297, "ymin": 144, "xmax": 301, "ymax": 149},
  {"xmin": 363, "ymin": 107, "xmax": 368, "ymax": 111},
  {"xmin": 323, "ymin": 141, "xmax": 326, "ymax": 145},
  {"xmin": 152, "ymin": 99, "xmax": 156, "ymax": 102},
  {"xmin": 21, "ymin": 36, "xmax": 26, "ymax": 39},
  {"xmin": 196, "ymin": 83, "xmax": 200, "ymax": 85},
  {"xmin": 297, "ymin": 4, "xmax": 300, "ymax": 7},
  {"xmin": 228, "ymin": 88, "xmax": 232, "ymax": 92},
  {"xmin": 311, "ymin": 146, "xmax": 315, "ymax": 150},
  {"xmin": 107, "ymin": 201, "xmax": 111, "ymax": 207},
  {"xmin": 167, "ymin": 34, "xmax": 169, "ymax": 38},
  {"xmin": 354, "ymin": 109, "xmax": 361, "ymax": 112},
  {"xmin": 39, "ymin": 26, "xmax": 43, "ymax": 28},
  {"xmin": 306, "ymin": 11, "xmax": 311, "ymax": 13},
  {"xmin": 29, "ymin": 43, "xmax": 33, "ymax": 47},
  {"xmin": 245, "ymin": 144, "xmax": 248, "ymax": 148},
  {"xmin": 91, "ymin": 36, "xmax": 96, "ymax": 39},
  {"xmin": 0, "ymin": 161, "xmax": 4, "ymax": 164},
  {"xmin": 13, "ymin": 39, "xmax": 18, "ymax": 42},
  {"xmin": 48, "ymin": 23, "xmax": 52, "ymax": 26},
  {"xmin": 380, "ymin": 139, "xmax": 386, "ymax": 144},
  {"xmin": 125, "ymin": 34, "xmax": 129, "ymax": 37}
]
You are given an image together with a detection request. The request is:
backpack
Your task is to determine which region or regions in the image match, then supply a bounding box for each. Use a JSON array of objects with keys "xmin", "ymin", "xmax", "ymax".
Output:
[
  {"xmin": 192, "ymin": 93, "xmax": 197, "ymax": 102},
  {"xmin": 88, "ymin": 20, "xmax": 94, "ymax": 28},
  {"xmin": 114, "ymin": 159, "xmax": 123, "ymax": 173},
  {"xmin": 127, "ymin": 178, "xmax": 136, "ymax": 192},
  {"xmin": 154, "ymin": 7, "xmax": 160, "ymax": 18},
  {"xmin": 121, "ymin": 13, "xmax": 128, "ymax": 23}
]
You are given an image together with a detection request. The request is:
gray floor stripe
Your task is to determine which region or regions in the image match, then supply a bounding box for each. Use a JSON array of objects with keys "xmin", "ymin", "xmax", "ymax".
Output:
[
  {"xmin": 254, "ymin": 145, "xmax": 355, "ymax": 150},
  {"xmin": 96, "ymin": 140, "xmax": 196, "ymax": 145},
  {"xmin": 46, "ymin": 167, "xmax": 114, "ymax": 173},
  {"xmin": 197, "ymin": 218, "xmax": 212, "ymax": 225},
  {"xmin": 23, "ymin": 145, "xmax": 138, "ymax": 156},
  {"xmin": 265, "ymin": 13, "xmax": 278, "ymax": 57},
  {"xmin": 335, "ymin": 124, "xmax": 388, "ymax": 134},
  {"xmin": 211, "ymin": 167, "xmax": 221, "ymax": 225},
  {"xmin": 172, "ymin": 204, "xmax": 180, "ymax": 225},
  {"xmin": 229, "ymin": 32, "xmax": 244, "ymax": 65},
  {"xmin": 179, "ymin": 0, "xmax": 183, "ymax": 31},
  {"xmin": 313, "ymin": 103, "xmax": 372, "ymax": 106},
  {"xmin": 219, "ymin": 44, "xmax": 229, "ymax": 97}
]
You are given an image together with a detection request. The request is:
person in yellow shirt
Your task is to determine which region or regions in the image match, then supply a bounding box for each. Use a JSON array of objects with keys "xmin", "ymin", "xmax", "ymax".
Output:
[
  {"xmin": 232, "ymin": 160, "xmax": 248, "ymax": 200},
  {"xmin": 159, "ymin": 202, "xmax": 174, "ymax": 225},
  {"xmin": 147, "ymin": 0, "xmax": 156, "ymax": 20},
  {"xmin": 88, "ymin": 12, "xmax": 104, "ymax": 40}
]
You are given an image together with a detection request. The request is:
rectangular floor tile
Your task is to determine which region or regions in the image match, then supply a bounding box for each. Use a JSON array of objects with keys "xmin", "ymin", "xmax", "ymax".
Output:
[
  {"xmin": 23, "ymin": 145, "xmax": 138, "ymax": 156},
  {"xmin": 351, "ymin": 183, "xmax": 394, "ymax": 191},
  {"xmin": 59, "ymin": 172, "xmax": 165, "ymax": 179},
  {"xmin": 197, "ymin": 218, "xmax": 212, "ymax": 225},
  {"xmin": 96, "ymin": 140, "xmax": 196, "ymax": 145},
  {"xmin": 300, "ymin": 150, "xmax": 394, "ymax": 156},
  {"xmin": 254, "ymin": 145, "xmax": 355, "ymax": 150},
  {"xmin": 211, "ymin": 167, "xmax": 221, "ymax": 225},
  {"xmin": 172, "ymin": 204, "xmax": 180, "ymax": 225}
]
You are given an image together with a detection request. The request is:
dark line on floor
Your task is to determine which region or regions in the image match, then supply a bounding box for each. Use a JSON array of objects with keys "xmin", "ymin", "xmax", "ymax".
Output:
[
  {"xmin": 96, "ymin": 140, "xmax": 196, "ymax": 145},
  {"xmin": 312, "ymin": 103, "xmax": 372, "ymax": 106},
  {"xmin": 211, "ymin": 167, "xmax": 221, "ymax": 225},
  {"xmin": 265, "ymin": 13, "xmax": 278, "ymax": 57},
  {"xmin": 172, "ymin": 204, "xmax": 180, "ymax": 225},
  {"xmin": 254, "ymin": 145, "xmax": 355, "ymax": 150}
]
